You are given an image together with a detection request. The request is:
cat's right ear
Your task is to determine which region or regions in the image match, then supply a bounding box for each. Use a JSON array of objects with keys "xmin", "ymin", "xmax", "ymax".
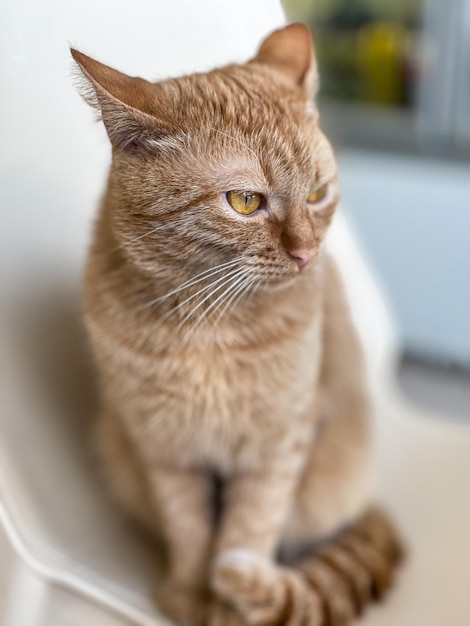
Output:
[{"xmin": 71, "ymin": 49, "xmax": 177, "ymax": 154}]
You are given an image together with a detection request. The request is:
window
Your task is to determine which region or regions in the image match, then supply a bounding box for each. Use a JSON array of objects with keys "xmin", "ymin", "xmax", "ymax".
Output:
[{"xmin": 282, "ymin": 0, "xmax": 470, "ymax": 160}]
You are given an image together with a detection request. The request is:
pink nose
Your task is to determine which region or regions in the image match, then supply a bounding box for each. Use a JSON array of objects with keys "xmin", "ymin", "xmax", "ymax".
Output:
[{"xmin": 287, "ymin": 249, "xmax": 315, "ymax": 270}]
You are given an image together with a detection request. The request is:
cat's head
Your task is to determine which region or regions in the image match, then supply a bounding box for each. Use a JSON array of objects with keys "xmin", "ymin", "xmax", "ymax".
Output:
[{"xmin": 72, "ymin": 24, "xmax": 338, "ymax": 295}]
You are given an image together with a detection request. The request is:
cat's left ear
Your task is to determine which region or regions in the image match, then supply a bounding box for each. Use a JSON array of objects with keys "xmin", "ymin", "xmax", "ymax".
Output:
[
  {"xmin": 71, "ymin": 49, "xmax": 178, "ymax": 154},
  {"xmin": 252, "ymin": 23, "xmax": 318, "ymax": 98}
]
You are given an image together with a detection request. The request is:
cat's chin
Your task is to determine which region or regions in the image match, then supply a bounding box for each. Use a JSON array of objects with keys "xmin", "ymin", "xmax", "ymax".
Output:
[{"xmin": 256, "ymin": 273, "xmax": 300, "ymax": 294}]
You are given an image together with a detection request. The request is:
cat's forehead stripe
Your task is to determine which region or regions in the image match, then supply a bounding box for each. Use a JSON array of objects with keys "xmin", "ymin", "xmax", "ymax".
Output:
[{"xmin": 212, "ymin": 168, "xmax": 268, "ymax": 195}]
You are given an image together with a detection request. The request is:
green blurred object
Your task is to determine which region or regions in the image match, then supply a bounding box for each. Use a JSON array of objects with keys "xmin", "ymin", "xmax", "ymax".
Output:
[
  {"xmin": 357, "ymin": 22, "xmax": 409, "ymax": 105},
  {"xmin": 282, "ymin": 0, "xmax": 421, "ymax": 108}
]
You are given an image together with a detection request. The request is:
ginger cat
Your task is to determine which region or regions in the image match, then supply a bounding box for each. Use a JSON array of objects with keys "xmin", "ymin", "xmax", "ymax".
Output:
[{"xmin": 72, "ymin": 23, "xmax": 402, "ymax": 626}]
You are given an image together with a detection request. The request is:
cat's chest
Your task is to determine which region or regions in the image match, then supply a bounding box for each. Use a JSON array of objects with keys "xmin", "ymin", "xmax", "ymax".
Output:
[
  {"xmin": 171, "ymin": 316, "xmax": 319, "ymax": 404},
  {"xmin": 134, "ymin": 316, "xmax": 322, "ymax": 467}
]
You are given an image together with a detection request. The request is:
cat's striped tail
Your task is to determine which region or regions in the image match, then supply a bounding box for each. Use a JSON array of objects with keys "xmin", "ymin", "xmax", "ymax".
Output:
[{"xmin": 212, "ymin": 506, "xmax": 404, "ymax": 626}]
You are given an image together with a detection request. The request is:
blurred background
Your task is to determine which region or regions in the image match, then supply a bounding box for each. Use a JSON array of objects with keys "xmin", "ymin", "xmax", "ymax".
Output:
[{"xmin": 283, "ymin": 0, "xmax": 470, "ymax": 417}]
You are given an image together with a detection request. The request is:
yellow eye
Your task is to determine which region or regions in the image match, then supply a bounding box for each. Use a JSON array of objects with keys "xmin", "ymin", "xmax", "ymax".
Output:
[
  {"xmin": 226, "ymin": 190, "xmax": 262, "ymax": 215},
  {"xmin": 307, "ymin": 184, "xmax": 328, "ymax": 204}
]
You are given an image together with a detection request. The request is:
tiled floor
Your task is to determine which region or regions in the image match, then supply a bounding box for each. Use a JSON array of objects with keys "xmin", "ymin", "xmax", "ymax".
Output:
[{"xmin": 398, "ymin": 356, "xmax": 470, "ymax": 420}]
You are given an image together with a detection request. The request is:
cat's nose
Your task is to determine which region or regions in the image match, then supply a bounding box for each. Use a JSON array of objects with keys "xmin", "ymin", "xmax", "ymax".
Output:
[{"xmin": 287, "ymin": 249, "xmax": 315, "ymax": 270}]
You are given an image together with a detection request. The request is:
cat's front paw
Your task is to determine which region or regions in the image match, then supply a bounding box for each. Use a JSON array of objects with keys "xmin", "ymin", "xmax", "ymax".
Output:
[
  {"xmin": 211, "ymin": 549, "xmax": 321, "ymax": 626},
  {"xmin": 212, "ymin": 549, "xmax": 279, "ymax": 606},
  {"xmin": 156, "ymin": 579, "xmax": 209, "ymax": 626}
]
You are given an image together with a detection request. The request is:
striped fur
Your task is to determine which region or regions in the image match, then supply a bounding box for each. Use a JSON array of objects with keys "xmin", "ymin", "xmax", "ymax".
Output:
[{"xmin": 212, "ymin": 507, "xmax": 404, "ymax": 626}]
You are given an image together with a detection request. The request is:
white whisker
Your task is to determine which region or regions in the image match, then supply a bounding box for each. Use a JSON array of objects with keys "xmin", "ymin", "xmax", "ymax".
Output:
[
  {"xmin": 177, "ymin": 268, "xmax": 248, "ymax": 331},
  {"xmin": 140, "ymin": 258, "xmax": 243, "ymax": 310},
  {"xmin": 183, "ymin": 270, "xmax": 251, "ymax": 338},
  {"xmin": 125, "ymin": 224, "xmax": 165, "ymax": 245},
  {"xmin": 162, "ymin": 265, "xmax": 245, "ymax": 320},
  {"xmin": 210, "ymin": 274, "xmax": 257, "ymax": 329},
  {"xmin": 231, "ymin": 274, "xmax": 259, "ymax": 310},
  {"xmin": 110, "ymin": 224, "xmax": 163, "ymax": 253}
]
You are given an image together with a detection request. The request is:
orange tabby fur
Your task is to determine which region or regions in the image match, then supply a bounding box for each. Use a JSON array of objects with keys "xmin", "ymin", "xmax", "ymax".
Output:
[{"xmin": 72, "ymin": 23, "xmax": 403, "ymax": 626}]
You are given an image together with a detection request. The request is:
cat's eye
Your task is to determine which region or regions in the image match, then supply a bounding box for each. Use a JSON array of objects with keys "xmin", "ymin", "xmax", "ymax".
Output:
[
  {"xmin": 307, "ymin": 184, "xmax": 329, "ymax": 205},
  {"xmin": 226, "ymin": 190, "xmax": 262, "ymax": 215}
]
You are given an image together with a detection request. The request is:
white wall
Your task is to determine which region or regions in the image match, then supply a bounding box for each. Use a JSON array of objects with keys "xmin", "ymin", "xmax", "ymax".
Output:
[{"xmin": 0, "ymin": 0, "xmax": 285, "ymax": 301}]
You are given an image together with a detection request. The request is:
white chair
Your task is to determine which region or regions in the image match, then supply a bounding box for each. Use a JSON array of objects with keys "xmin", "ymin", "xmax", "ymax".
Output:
[{"xmin": 1, "ymin": 1, "xmax": 469, "ymax": 624}]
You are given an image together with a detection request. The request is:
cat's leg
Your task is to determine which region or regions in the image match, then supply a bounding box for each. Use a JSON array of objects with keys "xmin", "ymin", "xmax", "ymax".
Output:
[
  {"xmin": 282, "ymin": 399, "xmax": 372, "ymax": 556},
  {"xmin": 208, "ymin": 443, "xmax": 309, "ymax": 626},
  {"xmin": 95, "ymin": 409, "xmax": 214, "ymax": 626},
  {"xmin": 276, "ymin": 410, "xmax": 402, "ymax": 626},
  {"xmin": 207, "ymin": 389, "xmax": 372, "ymax": 626},
  {"xmin": 215, "ymin": 455, "xmax": 305, "ymax": 556},
  {"xmin": 211, "ymin": 438, "xmax": 401, "ymax": 626},
  {"xmin": 95, "ymin": 408, "xmax": 157, "ymax": 531},
  {"xmin": 208, "ymin": 410, "xmax": 371, "ymax": 626},
  {"xmin": 149, "ymin": 465, "xmax": 215, "ymax": 626}
]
